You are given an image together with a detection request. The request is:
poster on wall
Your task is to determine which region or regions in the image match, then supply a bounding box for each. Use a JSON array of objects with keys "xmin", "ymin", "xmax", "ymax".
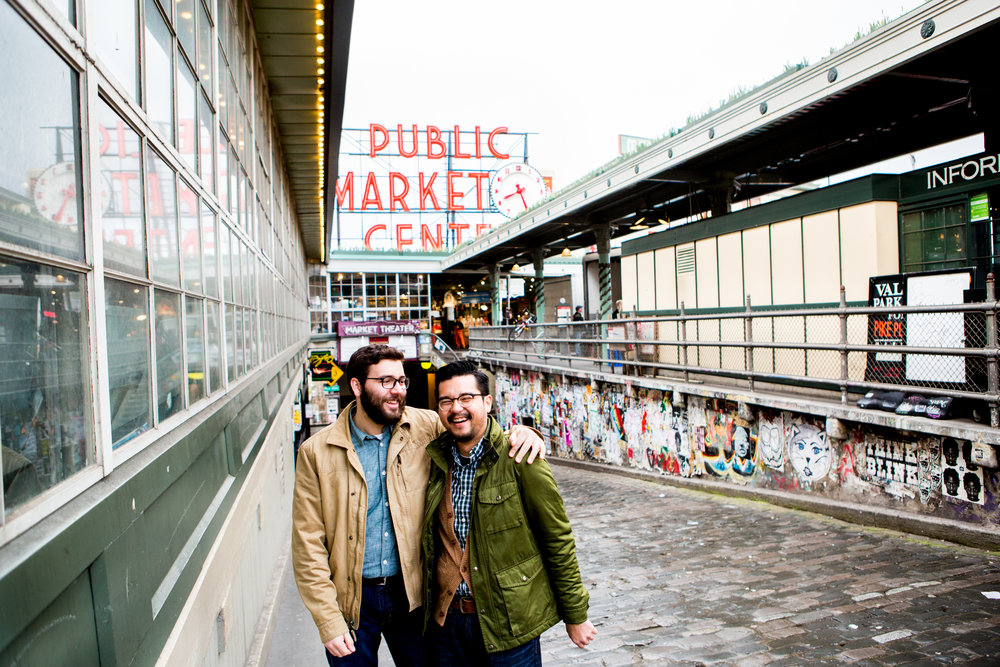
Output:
[
  {"xmin": 940, "ymin": 437, "xmax": 985, "ymax": 505},
  {"xmin": 865, "ymin": 274, "xmax": 906, "ymax": 383},
  {"xmin": 865, "ymin": 269, "xmax": 973, "ymax": 387}
]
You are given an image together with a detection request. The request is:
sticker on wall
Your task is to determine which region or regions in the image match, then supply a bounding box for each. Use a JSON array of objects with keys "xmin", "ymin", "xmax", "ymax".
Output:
[
  {"xmin": 864, "ymin": 438, "xmax": 920, "ymax": 487},
  {"xmin": 787, "ymin": 423, "xmax": 831, "ymax": 482},
  {"xmin": 941, "ymin": 437, "xmax": 985, "ymax": 505},
  {"xmin": 758, "ymin": 412, "xmax": 784, "ymax": 470}
]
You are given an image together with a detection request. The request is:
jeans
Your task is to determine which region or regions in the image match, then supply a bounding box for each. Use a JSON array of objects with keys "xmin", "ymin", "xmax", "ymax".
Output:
[
  {"xmin": 434, "ymin": 610, "xmax": 541, "ymax": 667},
  {"xmin": 324, "ymin": 577, "xmax": 426, "ymax": 667}
]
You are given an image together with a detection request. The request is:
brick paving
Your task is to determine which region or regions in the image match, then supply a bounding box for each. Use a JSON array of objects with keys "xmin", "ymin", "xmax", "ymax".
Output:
[
  {"xmin": 540, "ymin": 462, "xmax": 1000, "ymax": 665},
  {"xmin": 266, "ymin": 462, "xmax": 1000, "ymax": 665}
]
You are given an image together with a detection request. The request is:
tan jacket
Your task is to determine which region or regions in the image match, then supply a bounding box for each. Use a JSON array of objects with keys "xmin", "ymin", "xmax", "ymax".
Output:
[{"xmin": 291, "ymin": 402, "xmax": 442, "ymax": 642}]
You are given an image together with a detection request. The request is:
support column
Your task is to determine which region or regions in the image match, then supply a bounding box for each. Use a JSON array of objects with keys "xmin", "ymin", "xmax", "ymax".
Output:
[
  {"xmin": 595, "ymin": 226, "xmax": 612, "ymax": 320},
  {"xmin": 489, "ymin": 264, "xmax": 502, "ymax": 326},
  {"xmin": 532, "ymin": 248, "xmax": 546, "ymax": 323}
]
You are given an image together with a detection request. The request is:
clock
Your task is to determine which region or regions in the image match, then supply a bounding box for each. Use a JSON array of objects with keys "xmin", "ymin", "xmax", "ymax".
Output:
[
  {"xmin": 33, "ymin": 161, "xmax": 111, "ymax": 226},
  {"xmin": 489, "ymin": 162, "xmax": 547, "ymax": 218}
]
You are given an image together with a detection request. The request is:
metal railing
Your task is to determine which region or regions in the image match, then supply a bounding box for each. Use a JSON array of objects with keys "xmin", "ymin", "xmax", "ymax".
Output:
[{"xmin": 468, "ymin": 280, "xmax": 1000, "ymax": 426}]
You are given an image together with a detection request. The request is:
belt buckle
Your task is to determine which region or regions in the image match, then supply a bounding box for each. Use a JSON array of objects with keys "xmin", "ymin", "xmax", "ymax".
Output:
[{"xmin": 450, "ymin": 596, "xmax": 476, "ymax": 614}]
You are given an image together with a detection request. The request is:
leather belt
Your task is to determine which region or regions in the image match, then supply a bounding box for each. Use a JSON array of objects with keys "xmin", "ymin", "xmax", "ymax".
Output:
[
  {"xmin": 449, "ymin": 596, "xmax": 477, "ymax": 614},
  {"xmin": 362, "ymin": 575, "xmax": 399, "ymax": 586}
]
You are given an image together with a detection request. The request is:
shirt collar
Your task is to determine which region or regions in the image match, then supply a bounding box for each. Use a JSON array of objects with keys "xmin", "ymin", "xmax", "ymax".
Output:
[
  {"xmin": 451, "ymin": 435, "xmax": 485, "ymax": 469},
  {"xmin": 349, "ymin": 406, "xmax": 388, "ymax": 445}
]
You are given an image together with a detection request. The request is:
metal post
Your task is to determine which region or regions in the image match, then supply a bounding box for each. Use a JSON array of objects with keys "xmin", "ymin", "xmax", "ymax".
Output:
[
  {"xmin": 839, "ymin": 285, "xmax": 849, "ymax": 404},
  {"xmin": 744, "ymin": 295, "xmax": 754, "ymax": 393},
  {"xmin": 680, "ymin": 301, "xmax": 689, "ymax": 383},
  {"xmin": 986, "ymin": 273, "xmax": 999, "ymax": 427}
]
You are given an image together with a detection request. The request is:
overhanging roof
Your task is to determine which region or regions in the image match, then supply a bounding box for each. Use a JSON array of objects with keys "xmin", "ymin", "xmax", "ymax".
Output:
[
  {"xmin": 251, "ymin": 0, "xmax": 353, "ymax": 262},
  {"xmin": 444, "ymin": 0, "xmax": 1000, "ymax": 273}
]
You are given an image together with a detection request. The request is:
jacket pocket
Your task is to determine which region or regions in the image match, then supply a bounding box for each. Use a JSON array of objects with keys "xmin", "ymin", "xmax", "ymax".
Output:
[
  {"xmin": 478, "ymin": 480, "xmax": 523, "ymax": 534},
  {"xmin": 495, "ymin": 554, "xmax": 554, "ymax": 638}
]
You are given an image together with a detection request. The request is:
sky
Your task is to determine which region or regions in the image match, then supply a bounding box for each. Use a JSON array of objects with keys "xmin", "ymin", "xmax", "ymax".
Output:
[{"xmin": 341, "ymin": 0, "xmax": 928, "ymax": 191}]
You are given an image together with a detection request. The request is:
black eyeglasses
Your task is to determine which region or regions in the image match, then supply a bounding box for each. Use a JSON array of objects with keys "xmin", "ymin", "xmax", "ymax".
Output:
[
  {"xmin": 366, "ymin": 376, "xmax": 410, "ymax": 389},
  {"xmin": 437, "ymin": 393, "xmax": 484, "ymax": 410}
]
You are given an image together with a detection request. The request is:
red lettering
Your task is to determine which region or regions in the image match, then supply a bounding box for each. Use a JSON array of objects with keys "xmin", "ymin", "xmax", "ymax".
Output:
[
  {"xmin": 421, "ymin": 224, "xmax": 442, "ymax": 250},
  {"xmin": 396, "ymin": 223, "xmax": 413, "ymax": 250},
  {"xmin": 453, "ymin": 125, "xmax": 470, "ymax": 159},
  {"xmin": 336, "ymin": 171, "xmax": 355, "ymax": 210},
  {"xmin": 361, "ymin": 172, "xmax": 384, "ymax": 210},
  {"xmin": 181, "ymin": 228, "xmax": 200, "ymax": 255},
  {"xmin": 488, "ymin": 126, "xmax": 509, "ymax": 159},
  {"xmin": 467, "ymin": 171, "xmax": 490, "ymax": 209},
  {"xmin": 419, "ymin": 172, "xmax": 441, "ymax": 210},
  {"xmin": 426, "ymin": 125, "xmax": 447, "ymax": 159},
  {"xmin": 364, "ymin": 224, "xmax": 387, "ymax": 250},
  {"xmin": 476, "ymin": 223, "xmax": 491, "ymax": 237},
  {"xmin": 448, "ymin": 223, "xmax": 470, "ymax": 245},
  {"xmin": 369, "ymin": 123, "xmax": 389, "ymax": 158},
  {"xmin": 396, "ymin": 124, "xmax": 418, "ymax": 158},
  {"xmin": 110, "ymin": 172, "xmax": 138, "ymax": 215},
  {"xmin": 179, "ymin": 183, "xmax": 197, "ymax": 214},
  {"xmin": 474, "ymin": 125, "xmax": 482, "ymax": 158},
  {"xmin": 447, "ymin": 171, "xmax": 465, "ymax": 210},
  {"xmin": 147, "ymin": 173, "xmax": 163, "ymax": 216},
  {"xmin": 389, "ymin": 172, "xmax": 410, "ymax": 211},
  {"xmin": 97, "ymin": 124, "xmax": 110, "ymax": 156}
]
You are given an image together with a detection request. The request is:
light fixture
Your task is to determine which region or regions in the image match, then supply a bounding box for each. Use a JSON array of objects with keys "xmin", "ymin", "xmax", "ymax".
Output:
[
  {"xmin": 629, "ymin": 211, "xmax": 649, "ymax": 231},
  {"xmin": 511, "ymin": 263, "xmax": 520, "ymax": 272},
  {"xmin": 561, "ymin": 247, "xmax": 572, "ymax": 257}
]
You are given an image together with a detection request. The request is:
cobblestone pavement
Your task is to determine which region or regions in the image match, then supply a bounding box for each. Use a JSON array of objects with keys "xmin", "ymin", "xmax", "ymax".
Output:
[
  {"xmin": 540, "ymin": 462, "xmax": 1000, "ymax": 666},
  {"xmin": 267, "ymin": 463, "xmax": 1000, "ymax": 666}
]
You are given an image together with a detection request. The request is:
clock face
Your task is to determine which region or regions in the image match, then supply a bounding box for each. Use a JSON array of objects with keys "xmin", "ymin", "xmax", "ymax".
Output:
[
  {"xmin": 489, "ymin": 162, "xmax": 547, "ymax": 219},
  {"xmin": 33, "ymin": 162, "xmax": 111, "ymax": 226}
]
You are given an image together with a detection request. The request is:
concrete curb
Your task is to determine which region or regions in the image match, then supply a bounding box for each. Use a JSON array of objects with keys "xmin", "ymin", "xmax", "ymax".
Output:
[
  {"xmin": 550, "ymin": 456, "xmax": 1000, "ymax": 552},
  {"xmin": 247, "ymin": 543, "xmax": 291, "ymax": 667}
]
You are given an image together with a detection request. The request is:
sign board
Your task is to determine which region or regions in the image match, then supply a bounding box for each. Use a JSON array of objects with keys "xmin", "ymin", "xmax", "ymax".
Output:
[
  {"xmin": 339, "ymin": 333, "xmax": 419, "ymax": 362},
  {"xmin": 309, "ymin": 349, "xmax": 341, "ymax": 382},
  {"xmin": 337, "ymin": 319, "xmax": 421, "ymax": 337}
]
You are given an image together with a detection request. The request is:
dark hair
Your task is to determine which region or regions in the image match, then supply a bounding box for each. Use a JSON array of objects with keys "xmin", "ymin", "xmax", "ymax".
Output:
[
  {"xmin": 435, "ymin": 360, "xmax": 489, "ymax": 398},
  {"xmin": 346, "ymin": 344, "xmax": 405, "ymax": 385}
]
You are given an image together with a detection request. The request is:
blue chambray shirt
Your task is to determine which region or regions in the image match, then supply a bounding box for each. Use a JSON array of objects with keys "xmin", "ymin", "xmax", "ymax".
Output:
[
  {"xmin": 450, "ymin": 436, "xmax": 485, "ymax": 597},
  {"xmin": 349, "ymin": 408, "xmax": 400, "ymax": 578}
]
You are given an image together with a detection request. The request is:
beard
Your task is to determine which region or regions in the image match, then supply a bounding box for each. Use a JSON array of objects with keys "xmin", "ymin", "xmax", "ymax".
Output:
[{"xmin": 359, "ymin": 384, "xmax": 406, "ymax": 426}]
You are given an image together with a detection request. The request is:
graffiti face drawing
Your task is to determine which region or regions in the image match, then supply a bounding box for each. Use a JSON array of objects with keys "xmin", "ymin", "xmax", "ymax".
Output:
[
  {"xmin": 758, "ymin": 422, "xmax": 783, "ymax": 469},
  {"xmin": 788, "ymin": 424, "xmax": 831, "ymax": 481},
  {"xmin": 733, "ymin": 426, "xmax": 750, "ymax": 458}
]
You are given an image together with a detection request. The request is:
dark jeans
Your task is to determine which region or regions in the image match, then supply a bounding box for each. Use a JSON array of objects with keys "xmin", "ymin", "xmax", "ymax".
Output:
[
  {"xmin": 434, "ymin": 610, "xmax": 541, "ymax": 667},
  {"xmin": 324, "ymin": 577, "xmax": 426, "ymax": 667}
]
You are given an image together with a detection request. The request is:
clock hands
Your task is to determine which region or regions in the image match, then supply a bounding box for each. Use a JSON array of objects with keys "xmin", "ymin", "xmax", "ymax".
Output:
[
  {"xmin": 503, "ymin": 183, "xmax": 528, "ymax": 209},
  {"xmin": 54, "ymin": 183, "xmax": 76, "ymax": 224}
]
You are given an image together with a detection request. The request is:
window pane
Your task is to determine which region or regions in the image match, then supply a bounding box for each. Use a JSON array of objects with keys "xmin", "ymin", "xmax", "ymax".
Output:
[
  {"xmin": 179, "ymin": 180, "xmax": 201, "ymax": 291},
  {"xmin": 206, "ymin": 299, "xmax": 222, "ymax": 393},
  {"xmin": 901, "ymin": 212, "xmax": 921, "ymax": 234},
  {"xmin": 147, "ymin": 149, "xmax": 180, "ymax": 285},
  {"xmin": 199, "ymin": 92, "xmax": 214, "ymax": 189},
  {"xmin": 197, "ymin": 1, "xmax": 213, "ymax": 94},
  {"xmin": 105, "ymin": 278, "xmax": 150, "ymax": 447},
  {"xmin": 0, "ymin": 258, "xmax": 92, "ymax": 514},
  {"xmin": 93, "ymin": 0, "xmax": 139, "ymax": 100},
  {"xmin": 902, "ymin": 233, "xmax": 921, "ymax": 269},
  {"xmin": 176, "ymin": 0, "xmax": 195, "ymax": 63},
  {"xmin": 946, "ymin": 226, "xmax": 966, "ymax": 260},
  {"xmin": 145, "ymin": 0, "xmax": 174, "ymax": 144},
  {"xmin": 217, "ymin": 131, "xmax": 229, "ymax": 210},
  {"xmin": 154, "ymin": 289, "xmax": 182, "ymax": 420},
  {"xmin": 225, "ymin": 304, "xmax": 236, "ymax": 382},
  {"xmin": 202, "ymin": 203, "xmax": 218, "ymax": 297},
  {"xmin": 178, "ymin": 61, "xmax": 197, "ymax": 172},
  {"xmin": 99, "ymin": 100, "xmax": 146, "ymax": 274},
  {"xmin": 185, "ymin": 297, "xmax": 205, "ymax": 402},
  {"xmin": 0, "ymin": 4, "xmax": 84, "ymax": 261}
]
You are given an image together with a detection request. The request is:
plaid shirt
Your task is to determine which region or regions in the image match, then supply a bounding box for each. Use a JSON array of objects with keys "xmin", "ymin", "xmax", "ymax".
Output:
[{"xmin": 450, "ymin": 437, "xmax": 485, "ymax": 597}]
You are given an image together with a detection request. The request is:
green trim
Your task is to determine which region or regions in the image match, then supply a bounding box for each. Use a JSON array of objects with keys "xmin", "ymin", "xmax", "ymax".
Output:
[{"xmin": 622, "ymin": 174, "xmax": 900, "ymax": 257}]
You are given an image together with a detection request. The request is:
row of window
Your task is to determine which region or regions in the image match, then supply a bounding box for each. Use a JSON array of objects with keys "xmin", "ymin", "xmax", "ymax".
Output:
[{"xmin": 0, "ymin": 0, "xmax": 308, "ymax": 527}]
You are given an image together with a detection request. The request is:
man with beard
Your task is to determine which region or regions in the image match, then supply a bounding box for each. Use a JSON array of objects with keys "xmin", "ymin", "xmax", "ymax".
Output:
[{"xmin": 293, "ymin": 345, "xmax": 545, "ymax": 666}]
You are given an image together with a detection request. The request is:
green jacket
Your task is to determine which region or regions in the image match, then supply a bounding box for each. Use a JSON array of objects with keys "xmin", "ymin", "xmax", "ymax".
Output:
[{"xmin": 421, "ymin": 417, "xmax": 590, "ymax": 653}]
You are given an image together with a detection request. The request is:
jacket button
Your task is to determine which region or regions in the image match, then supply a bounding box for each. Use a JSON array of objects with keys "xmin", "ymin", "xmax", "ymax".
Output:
[
  {"xmin": 521, "ymin": 575, "xmax": 527, "ymax": 581},
  {"xmin": 488, "ymin": 644, "xmax": 495, "ymax": 650},
  {"xmin": 348, "ymin": 535, "xmax": 353, "ymax": 540},
  {"xmin": 439, "ymin": 612, "xmax": 445, "ymax": 618},
  {"xmin": 496, "ymin": 495, "xmax": 501, "ymax": 501},
  {"xmin": 472, "ymin": 566, "xmax": 478, "ymax": 572}
]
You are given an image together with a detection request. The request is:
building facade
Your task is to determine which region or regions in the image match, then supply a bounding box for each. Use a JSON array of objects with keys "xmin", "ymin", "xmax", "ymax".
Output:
[{"xmin": 0, "ymin": 0, "xmax": 314, "ymax": 664}]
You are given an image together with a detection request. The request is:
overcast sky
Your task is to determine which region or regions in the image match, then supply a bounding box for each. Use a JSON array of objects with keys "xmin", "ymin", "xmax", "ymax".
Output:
[{"xmin": 341, "ymin": 0, "xmax": 926, "ymax": 190}]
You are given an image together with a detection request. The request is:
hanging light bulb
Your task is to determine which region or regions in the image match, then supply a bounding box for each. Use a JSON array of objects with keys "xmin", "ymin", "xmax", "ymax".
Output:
[{"xmin": 561, "ymin": 247, "xmax": 572, "ymax": 257}]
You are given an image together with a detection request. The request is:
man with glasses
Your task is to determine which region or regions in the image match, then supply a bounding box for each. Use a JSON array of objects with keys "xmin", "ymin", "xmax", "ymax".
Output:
[
  {"xmin": 421, "ymin": 360, "xmax": 596, "ymax": 665},
  {"xmin": 292, "ymin": 344, "xmax": 545, "ymax": 666}
]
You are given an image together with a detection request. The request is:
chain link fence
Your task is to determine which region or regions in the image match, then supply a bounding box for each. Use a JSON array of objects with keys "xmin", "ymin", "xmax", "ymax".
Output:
[{"xmin": 468, "ymin": 290, "xmax": 1000, "ymax": 425}]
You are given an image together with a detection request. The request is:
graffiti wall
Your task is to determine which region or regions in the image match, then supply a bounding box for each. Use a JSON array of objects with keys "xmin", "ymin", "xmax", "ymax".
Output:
[{"xmin": 492, "ymin": 368, "xmax": 999, "ymax": 529}]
